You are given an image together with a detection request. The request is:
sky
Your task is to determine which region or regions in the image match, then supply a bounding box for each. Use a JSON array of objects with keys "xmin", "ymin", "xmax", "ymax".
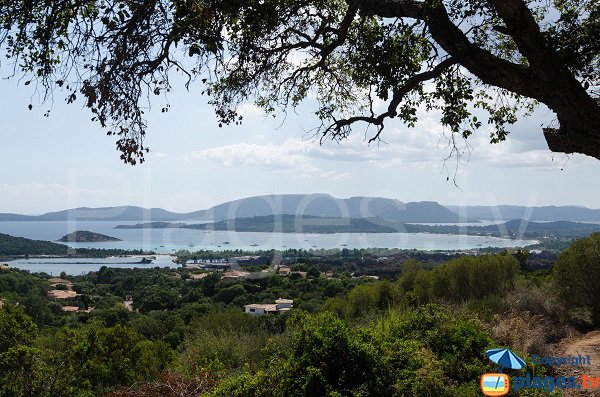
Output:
[{"xmin": 1, "ymin": 72, "xmax": 599, "ymax": 214}]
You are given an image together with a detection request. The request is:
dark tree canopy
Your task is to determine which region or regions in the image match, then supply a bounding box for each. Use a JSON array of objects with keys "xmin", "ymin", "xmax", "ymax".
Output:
[{"xmin": 0, "ymin": 0, "xmax": 598, "ymax": 164}]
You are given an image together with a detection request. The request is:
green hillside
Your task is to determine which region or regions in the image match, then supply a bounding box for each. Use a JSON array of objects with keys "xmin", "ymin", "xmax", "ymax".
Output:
[
  {"xmin": 0, "ymin": 233, "xmax": 70, "ymax": 256},
  {"xmin": 0, "ymin": 233, "xmax": 149, "ymax": 257}
]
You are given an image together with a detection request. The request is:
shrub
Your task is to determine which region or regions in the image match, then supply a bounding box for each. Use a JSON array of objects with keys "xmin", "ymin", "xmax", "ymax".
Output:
[
  {"xmin": 208, "ymin": 306, "xmax": 494, "ymax": 397},
  {"xmin": 553, "ymin": 233, "xmax": 600, "ymax": 326}
]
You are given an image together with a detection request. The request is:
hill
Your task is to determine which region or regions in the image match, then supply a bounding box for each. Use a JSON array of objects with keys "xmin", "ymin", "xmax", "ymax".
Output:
[
  {"xmin": 182, "ymin": 194, "xmax": 471, "ymax": 223},
  {"xmin": 57, "ymin": 231, "xmax": 122, "ymax": 242},
  {"xmin": 2, "ymin": 206, "xmax": 182, "ymax": 221},
  {"xmin": 6, "ymin": 196, "xmax": 600, "ymax": 224},
  {"xmin": 0, "ymin": 233, "xmax": 70, "ymax": 256},
  {"xmin": 181, "ymin": 215, "xmax": 406, "ymax": 233},
  {"xmin": 0, "ymin": 233, "xmax": 151, "ymax": 257},
  {"xmin": 404, "ymin": 219, "xmax": 600, "ymax": 238},
  {"xmin": 117, "ymin": 217, "xmax": 600, "ymax": 239}
]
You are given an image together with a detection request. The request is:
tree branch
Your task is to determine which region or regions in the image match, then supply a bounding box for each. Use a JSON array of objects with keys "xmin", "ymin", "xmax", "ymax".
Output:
[
  {"xmin": 354, "ymin": 0, "xmax": 545, "ymax": 100},
  {"xmin": 487, "ymin": 0, "xmax": 555, "ymax": 69},
  {"xmin": 353, "ymin": 0, "xmax": 425, "ymax": 19},
  {"xmin": 320, "ymin": 56, "xmax": 458, "ymax": 142}
]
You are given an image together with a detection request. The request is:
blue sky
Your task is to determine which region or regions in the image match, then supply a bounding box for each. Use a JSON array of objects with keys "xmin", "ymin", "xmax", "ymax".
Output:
[{"xmin": 0, "ymin": 75, "xmax": 598, "ymax": 214}]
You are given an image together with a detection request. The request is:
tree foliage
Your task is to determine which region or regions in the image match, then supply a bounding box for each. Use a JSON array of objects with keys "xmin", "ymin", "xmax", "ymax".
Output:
[
  {"xmin": 398, "ymin": 254, "xmax": 519, "ymax": 304},
  {"xmin": 553, "ymin": 232, "xmax": 600, "ymax": 325},
  {"xmin": 0, "ymin": 305, "xmax": 175, "ymax": 397},
  {"xmin": 208, "ymin": 306, "xmax": 494, "ymax": 397},
  {"xmin": 0, "ymin": 0, "xmax": 598, "ymax": 164}
]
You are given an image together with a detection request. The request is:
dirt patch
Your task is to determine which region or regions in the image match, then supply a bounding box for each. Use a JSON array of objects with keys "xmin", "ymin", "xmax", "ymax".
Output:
[{"xmin": 554, "ymin": 331, "xmax": 600, "ymax": 396}]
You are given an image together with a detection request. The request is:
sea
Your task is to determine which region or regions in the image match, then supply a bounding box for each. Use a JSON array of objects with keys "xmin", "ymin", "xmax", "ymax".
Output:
[{"xmin": 0, "ymin": 221, "xmax": 537, "ymax": 275}]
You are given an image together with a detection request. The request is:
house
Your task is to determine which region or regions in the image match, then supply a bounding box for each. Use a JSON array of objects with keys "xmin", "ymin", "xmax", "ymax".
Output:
[
  {"xmin": 244, "ymin": 304, "xmax": 279, "ymax": 315},
  {"xmin": 351, "ymin": 273, "xmax": 379, "ymax": 280},
  {"xmin": 275, "ymin": 298, "xmax": 293, "ymax": 309},
  {"xmin": 244, "ymin": 298, "xmax": 294, "ymax": 316},
  {"xmin": 48, "ymin": 290, "xmax": 78, "ymax": 299},
  {"xmin": 61, "ymin": 305, "xmax": 94, "ymax": 313},
  {"xmin": 189, "ymin": 273, "xmax": 210, "ymax": 280},
  {"xmin": 222, "ymin": 270, "xmax": 251, "ymax": 282},
  {"xmin": 277, "ymin": 266, "xmax": 292, "ymax": 276},
  {"xmin": 48, "ymin": 277, "xmax": 73, "ymax": 289}
]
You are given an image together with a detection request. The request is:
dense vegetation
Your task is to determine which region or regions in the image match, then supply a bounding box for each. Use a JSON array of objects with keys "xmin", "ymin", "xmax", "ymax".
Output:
[
  {"xmin": 0, "ymin": 233, "xmax": 151, "ymax": 259},
  {"xmin": 0, "ymin": 233, "xmax": 76, "ymax": 256},
  {"xmin": 57, "ymin": 231, "xmax": 122, "ymax": 242},
  {"xmin": 119, "ymin": 215, "xmax": 407, "ymax": 233},
  {"xmin": 554, "ymin": 233, "xmax": 600, "ymax": 327},
  {"xmin": 1, "ymin": 233, "xmax": 600, "ymax": 396}
]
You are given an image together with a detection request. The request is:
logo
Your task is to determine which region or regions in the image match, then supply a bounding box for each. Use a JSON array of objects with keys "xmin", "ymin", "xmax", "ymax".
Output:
[
  {"xmin": 480, "ymin": 348, "xmax": 596, "ymax": 393},
  {"xmin": 481, "ymin": 373, "xmax": 510, "ymax": 396},
  {"xmin": 481, "ymin": 348, "xmax": 525, "ymax": 396}
]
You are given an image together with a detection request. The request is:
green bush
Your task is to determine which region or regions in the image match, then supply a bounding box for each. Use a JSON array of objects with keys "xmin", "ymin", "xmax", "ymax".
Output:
[
  {"xmin": 324, "ymin": 281, "xmax": 400, "ymax": 319},
  {"xmin": 399, "ymin": 254, "xmax": 519, "ymax": 304},
  {"xmin": 207, "ymin": 306, "xmax": 494, "ymax": 397},
  {"xmin": 553, "ymin": 232, "xmax": 600, "ymax": 326}
]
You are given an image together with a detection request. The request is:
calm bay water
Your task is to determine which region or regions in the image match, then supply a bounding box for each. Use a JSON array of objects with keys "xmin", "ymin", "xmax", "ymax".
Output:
[
  {"xmin": 6, "ymin": 255, "xmax": 177, "ymax": 276},
  {"xmin": 0, "ymin": 221, "xmax": 537, "ymax": 275}
]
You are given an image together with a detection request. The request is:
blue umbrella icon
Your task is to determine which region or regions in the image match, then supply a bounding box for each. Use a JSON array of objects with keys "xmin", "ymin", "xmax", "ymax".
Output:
[{"xmin": 486, "ymin": 348, "xmax": 526, "ymax": 372}]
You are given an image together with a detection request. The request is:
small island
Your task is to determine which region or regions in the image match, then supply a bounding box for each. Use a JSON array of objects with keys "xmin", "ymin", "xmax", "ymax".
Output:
[{"xmin": 57, "ymin": 231, "xmax": 122, "ymax": 243}]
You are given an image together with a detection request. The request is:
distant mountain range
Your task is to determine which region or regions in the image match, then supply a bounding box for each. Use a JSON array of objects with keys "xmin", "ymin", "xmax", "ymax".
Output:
[
  {"xmin": 0, "ymin": 207, "xmax": 180, "ymax": 222},
  {"xmin": 445, "ymin": 205, "xmax": 600, "ymax": 222},
  {"xmin": 0, "ymin": 194, "xmax": 598, "ymax": 223},
  {"xmin": 0, "ymin": 194, "xmax": 471, "ymax": 223}
]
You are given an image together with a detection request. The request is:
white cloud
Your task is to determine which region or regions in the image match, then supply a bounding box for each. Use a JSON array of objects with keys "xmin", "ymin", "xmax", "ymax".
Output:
[
  {"xmin": 184, "ymin": 140, "xmax": 351, "ymax": 180},
  {"xmin": 183, "ymin": 101, "xmax": 597, "ymax": 183}
]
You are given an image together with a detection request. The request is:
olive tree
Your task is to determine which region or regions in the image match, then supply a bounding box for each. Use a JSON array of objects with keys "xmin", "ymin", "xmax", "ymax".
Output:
[{"xmin": 0, "ymin": 0, "xmax": 598, "ymax": 164}]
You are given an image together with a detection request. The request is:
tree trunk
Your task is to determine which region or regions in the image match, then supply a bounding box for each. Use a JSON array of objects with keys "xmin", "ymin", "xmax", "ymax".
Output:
[{"xmin": 356, "ymin": 0, "xmax": 600, "ymax": 160}]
